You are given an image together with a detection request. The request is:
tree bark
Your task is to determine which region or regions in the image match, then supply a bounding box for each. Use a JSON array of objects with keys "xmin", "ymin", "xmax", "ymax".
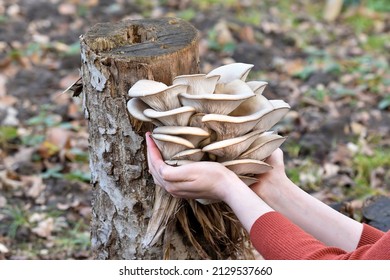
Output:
[{"xmin": 80, "ymin": 18, "xmax": 201, "ymax": 259}]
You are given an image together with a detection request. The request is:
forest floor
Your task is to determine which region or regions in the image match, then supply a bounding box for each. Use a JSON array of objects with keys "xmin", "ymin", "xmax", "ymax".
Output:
[{"xmin": 0, "ymin": 0, "xmax": 389, "ymax": 259}]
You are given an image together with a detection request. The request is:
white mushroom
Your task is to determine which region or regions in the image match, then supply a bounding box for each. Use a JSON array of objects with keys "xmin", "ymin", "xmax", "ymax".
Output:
[
  {"xmin": 179, "ymin": 92, "xmax": 255, "ymax": 115},
  {"xmin": 173, "ymin": 74, "xmax": 220, "ymax": 95},
  {"xmin": 128, "ymin": 79, "xmax": 187, "ymax": 111},
  {"xmin": 239, "ymin": 175, "xmax": 259, "ymax": 186},
  {"xmin": 222, "ymin": 159, "xmax": 272, "ymax": 175},
  {"xmin": 207, "ymin": 63, "xmax": 254, "ymax": 83},
  {"xmin": 202, "ymin": 130, "xmax": 262, "ymax": 162},
  {"xmin": 153, "ymin": 126, "xmax": 210, "ymax": 147},
  {"xmin": 253, "ymin": 99, "xmax": 290, "ymax": 132},
  {"xmin": 214, "ymin": 79, "xmax": 254, "ymax": 96},
  {"xmin": 195, "ymin": 198, "xmax": 221, "ymax": 205},
  {"xmin": 239, "ymin": 132, "xmax": 286, "ymax": 161},
  {"xmin": 230, "ymin": 92, "xmax": 273, "ymax": 116},
  {"xmin": 151, "ymin": 134, "xmax": 195, "ymax": 160},
  {"xmin": 143, "ymin": 106, "xmax": 196, "ymax": 126},
  {"xmin": 126, "ymin": 63, "xmax": 291, "ymax": 205},
  {"xmin": 171, "ymin": 149, "xmax": 205, "ymax": 161},
  {"xmin": 246, "ymin": 81, "xmax": 268, "ymax": 95},
  {"xmin": 202, "ymin": 104, "xmax": 274, "ymax": 141},
  {"xmin": 127, "ymin": 98, "xmax": 162, "ymax": 126}
]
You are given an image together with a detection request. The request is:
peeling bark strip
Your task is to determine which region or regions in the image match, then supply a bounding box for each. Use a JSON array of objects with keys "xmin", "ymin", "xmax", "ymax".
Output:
[{"xmin": 80, "ymin": 18, "xmax": 200, "ymax": 259}]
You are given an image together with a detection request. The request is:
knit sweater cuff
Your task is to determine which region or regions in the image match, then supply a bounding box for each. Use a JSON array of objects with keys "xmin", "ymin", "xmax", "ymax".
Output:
[{"xmin": 357, "ymin": 223, "xmax": 385, "ymax": 247}]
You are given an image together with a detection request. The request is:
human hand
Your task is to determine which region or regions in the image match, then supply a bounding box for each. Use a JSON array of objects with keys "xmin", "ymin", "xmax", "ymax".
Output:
[
  {"xmin": 145, "ymin": 132, "xmax": 243, "ymax": 202},
  {"xmin": 250, "ymin": 148, "xmax": 290, "ymax": 200}
]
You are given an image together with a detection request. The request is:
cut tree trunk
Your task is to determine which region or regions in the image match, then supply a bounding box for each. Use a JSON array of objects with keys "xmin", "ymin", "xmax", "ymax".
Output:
[{"xmin": 80, "ymin": 18, "xmax": 201, "ymax": 259}]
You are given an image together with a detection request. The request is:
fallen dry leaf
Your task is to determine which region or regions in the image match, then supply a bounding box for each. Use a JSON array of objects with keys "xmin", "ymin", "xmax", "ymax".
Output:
[
  {"xmin": 22, "ymin": 176, "xmax": 46, "ymax": 199},
  {"xmin": 58, "ymin": 3, "xmax": 77, "ymax": 15},
  {"xmin": 0, "ymin": 170, "xmax": 23, "ymax": 191},
  {"xmin": 3, "ymin": 147, "xmax": 35, "ymax": 170},
  {"xmin": 46, "ymin": 127, "xmax": 72, "ymax": 150},
  {"xmin": 0, "ymin": 195, "xmax": 7, "ymax": 208},
  {"xmin": 239, "ymin": 25, "xmax": 256, "ymax": 44},
  {"xmin": 32, "ymin": 217, "xmax": 54, "ymax": 239},
  {"xmin": 214, "ymin": 20, "xmax": 235, "ymax": 46},
  {"xmin": 0, "ymin": 243, "xmax": 9, "ymax": 254}
]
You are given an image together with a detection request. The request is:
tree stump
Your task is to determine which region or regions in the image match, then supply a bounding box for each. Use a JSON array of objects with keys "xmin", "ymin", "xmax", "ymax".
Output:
[
  {"xmin": 80, "ymin": 18, "xmax": 200, "ymax": 259},
  {"xmin": 80, "ymin": 17, "xmax": 254, "ymax": 260}
]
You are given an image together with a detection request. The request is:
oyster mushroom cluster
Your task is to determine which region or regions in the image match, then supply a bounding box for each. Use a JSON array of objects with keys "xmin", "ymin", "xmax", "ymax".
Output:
[{"xmin": 127, "ymin": 63, "xmax": 290, "ymax": 204}]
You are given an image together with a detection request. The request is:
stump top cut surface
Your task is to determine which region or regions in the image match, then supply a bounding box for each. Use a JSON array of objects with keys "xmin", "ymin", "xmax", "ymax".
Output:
[{"xmin": 82, "ymin": 17, "xmax": 200, "ymax": 58}]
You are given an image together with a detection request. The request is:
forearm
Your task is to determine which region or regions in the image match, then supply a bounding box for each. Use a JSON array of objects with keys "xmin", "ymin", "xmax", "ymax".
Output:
[
  {"xmin": 258, "ymin": 175, "xmax": 363, "ymax": 251},
  {"xmin": 223, "ymin": 178, "xmax": 274, "ymax": 232}
]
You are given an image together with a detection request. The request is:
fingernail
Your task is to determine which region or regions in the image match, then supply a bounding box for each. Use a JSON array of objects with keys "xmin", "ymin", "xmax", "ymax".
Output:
[{"xmin": 145, "ymin": 132, "xmax": 151, "ymax": 145}]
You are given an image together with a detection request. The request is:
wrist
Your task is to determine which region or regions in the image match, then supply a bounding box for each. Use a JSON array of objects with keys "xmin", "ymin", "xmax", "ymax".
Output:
[
  {"xmin": 256, "ymin": 173, "xmax": 293, "ymax": 207},
  {"xmin": 218, "ymin": 171, "xmax": 245, "ymax": 203},
  {"xmin": 223, "ymin": 178, "xmax": 274, "ymax": 232}
]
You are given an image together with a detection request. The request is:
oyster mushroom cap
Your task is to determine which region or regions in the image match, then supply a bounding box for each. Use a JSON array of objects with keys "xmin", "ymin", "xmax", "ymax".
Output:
[
  {"xmin": 170, "ymin": 148, "xmax": 205, "ymax": 161},
  {"xmin": 153, "ymin": 126, "xmax": 210, "ymax": 147},
  {"xmin": 206, "ymin": 63, "xmax": 254, "ymax": 83},
  {"xmin": 230, "ymin": 93, "xmax": 273, "ymax": 116},
  {"xmin": 127, "ymin": 98, "xmax": 162, "ymax": 126},
  {"xmin": 239, "ymin": 175, "xmax": 259, "ymax": 186},
  {"xmin": 270, "ymin": 99, "xmax": 291, "ymax": 111},
  {"xmin": 128, "ymin": 79, "xmax": 167, "ymax": 95},
  {"xmin": 222, "ymin": 159, "xmax": 272, "ymax": 175},
  {"xmin": 188, "ymin": 113, "xmax": 215, "ymax": 147},
  {"xmin": 239, "ymin": 133, "xmax": 286, "ymax": 161},
  {"xmin": 128, "ymin": 79, "xmax": 187, "ymax": 111},
  {"xmin": 214, "ymin": 79, "xmax": 254, "ymax": 95},
  {"xmin": 143, "ymin": 106, "xmax": 196, "ymax": 126},
  {"xmin": 179, "ymin": 92, "xmax": 255, "ymax": 115},
  {"xmin": 202, "ymin": 106, "xmax": 274, "ymax": 140},
  {"xmin": 172, "ymin": 74, "xmax": 220, "ymax": 95},
  {"xmin": 195, "ymin": 198, "xmax": 220, "ymax": 205},
  {"xmin": 151, "ymin": 134, "xmax": 195, "ymax": 160},
  {"xmin": 253, "ymin": 99, "xmax": 290, "ymax": 132},
  {"xmin": 246, "ymin": 81, "xmax": 268, "ymax": 95},
  {"xmin": 202, "ymin": 129, "xmax": 262, "ymax": 162}
]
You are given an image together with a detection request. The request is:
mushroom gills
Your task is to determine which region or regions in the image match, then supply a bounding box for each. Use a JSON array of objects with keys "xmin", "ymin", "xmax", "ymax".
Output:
[
  {"xmin": 202, "ymin": 130, "xmax": 262, "ymax": 162},
  {"xmin": 179, "ymin": 92, "xmax": 255, "ymax": 115},
  {"xmin": 151, "ymin": 134, "xmax": 195, "ymax": 160},
  {"xmin": 143, "ymin": 106, "xmax": 196, "ymax": 126},
  {"xmin": 239, "ymin": 134, "xmax": 286, "ymax": 161}
]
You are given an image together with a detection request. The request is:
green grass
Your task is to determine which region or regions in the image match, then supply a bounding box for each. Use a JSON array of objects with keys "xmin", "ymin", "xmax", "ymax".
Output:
[
  {"xmin": 284, "ymin": 141, "xmax": 301, "ymax": 158},
  {"xmin": 363, "ymin": 34, "xmax": 390, "ymax": 53},
  {"xmin": 236, "ymin": 9, "xmax": 262, "ymax": 25},
  {"xmin": 207, "ymin": 28, "xmax": 236, "ymax": 54},
  {"xmin": 176, "ymin": 8, "xmax": 197, "ymax": 21},
  {"xmin": 63, "ymin": 170, "xmax": 91, "ymax": 183},
  {"xmin": 379, "ymin": 95, "xmax": 390, "ymax": 110},
  {"xmin": 286, "ymin": 159, "xmax": 323, "ymax": 192},
  {"xmin": 345, "ymin": 14, "xmax": 375, "ymax": 33},
  {"xmin": 191, "ymin": 0, "xmax": 237, "ymax": 10},
  {"xmin": 0, "ymin": 126, "xmax": 18, "ymax": 147},
  {"xmin": 53, "ymin": 221, "xmax": 90, "ymax": 254},
  {"xmin": 350, "ymin": 147, "xmax": 390, "ymax": 198},
  {"xmin": 1, "ymin": 206, "xmax": 30, "ymax": 238},
  {"xmin": 364, "ymin": 0, "xmax": 390, "ymax": 12},
  {"xmin": 26, "ymin": 106, "xmax": 61, "ymax": 128}
]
